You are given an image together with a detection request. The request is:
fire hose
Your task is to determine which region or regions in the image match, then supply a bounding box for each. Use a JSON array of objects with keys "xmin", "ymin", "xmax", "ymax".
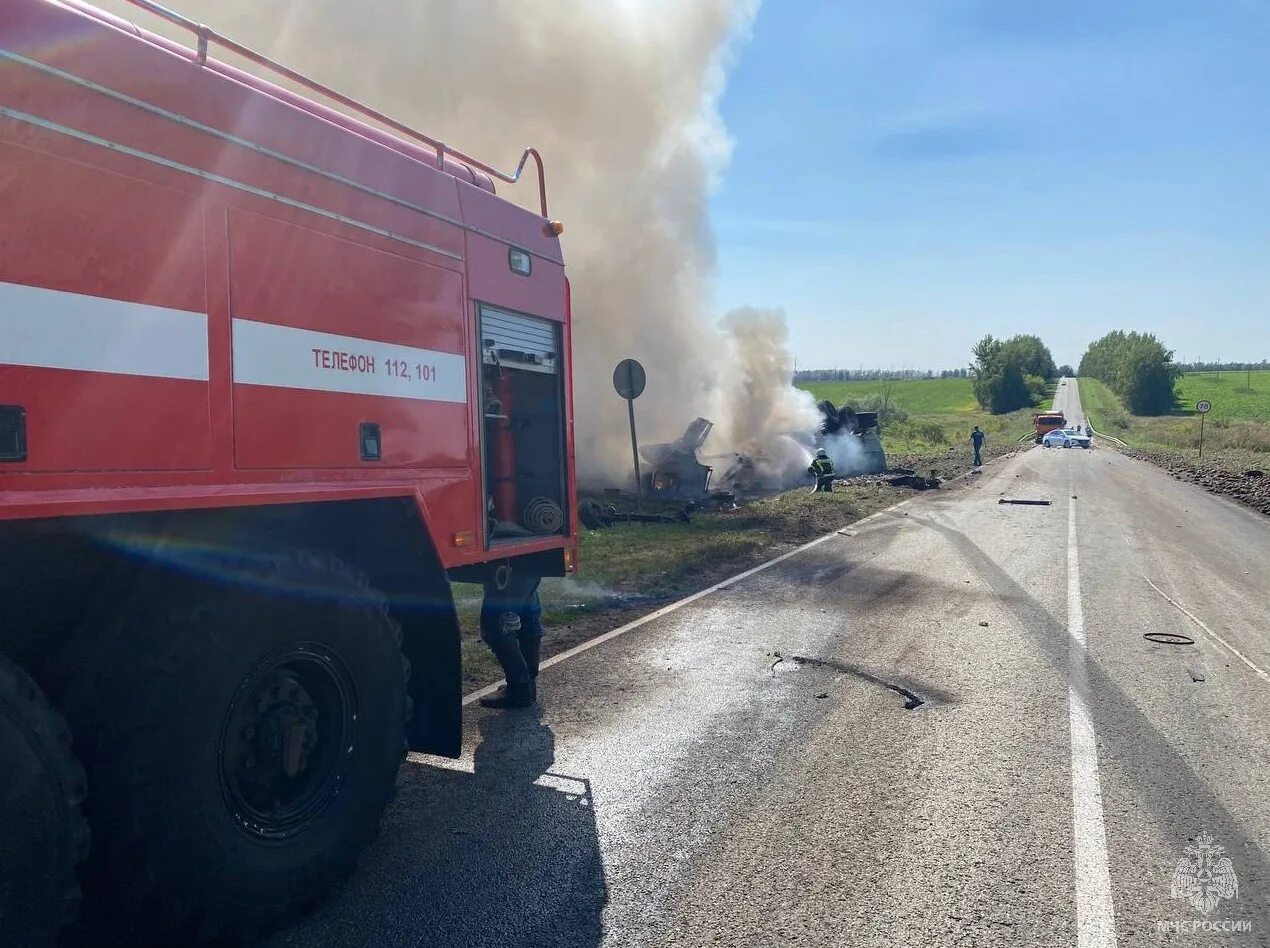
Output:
[{"xmin": 523, "ymin": 496, "xmax": 565, "ymax": 534}]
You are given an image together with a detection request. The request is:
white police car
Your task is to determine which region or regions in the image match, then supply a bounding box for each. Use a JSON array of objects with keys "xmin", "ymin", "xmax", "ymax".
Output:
[{"xmin": 1042, "ymin": 427, "xmax": 1092, "ymax": 449}]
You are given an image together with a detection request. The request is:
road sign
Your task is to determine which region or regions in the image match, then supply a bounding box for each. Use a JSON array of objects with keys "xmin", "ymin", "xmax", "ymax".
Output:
[
  {"xmin": 1196, "ymin": 399, "xmax": 1212, "ymax": 414},
  {"xmin": 613, "ymin": 359, "xmax": 646, "ymax": 400},
  {"xmin": 613, "ymin": 359, "xmax": 646, "ymax": 509}
]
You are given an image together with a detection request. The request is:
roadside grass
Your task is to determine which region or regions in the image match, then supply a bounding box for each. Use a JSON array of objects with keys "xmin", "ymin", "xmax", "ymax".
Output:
[
  {"xmin": 1078, "ymin": 376, "xmax": 1270, "ymax": 456},
  {"xmin": 798, "ymin": 377, "xmax": 1044, "ymax": 454},
  {"xmin": 453, "ymin": 484, "xmax": 902, "ymax": 688}
]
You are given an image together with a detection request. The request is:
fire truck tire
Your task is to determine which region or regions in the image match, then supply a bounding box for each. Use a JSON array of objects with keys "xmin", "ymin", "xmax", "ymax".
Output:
[
  {"xmin": 69, "ymin": 552, "xmax": 408, "ymax": 944},
  {"xmin": 0, "ymin": 653, "xmax": 90, "ymax": 948}
]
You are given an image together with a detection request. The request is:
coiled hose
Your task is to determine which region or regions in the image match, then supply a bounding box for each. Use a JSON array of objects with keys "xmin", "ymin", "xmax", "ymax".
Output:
[{"xmin": 523, "ymin": 496, "xmax": 564, "ymax": 534}]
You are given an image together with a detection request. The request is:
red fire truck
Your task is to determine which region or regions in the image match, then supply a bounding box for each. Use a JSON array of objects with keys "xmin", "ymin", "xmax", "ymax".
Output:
[{"xmin": 0, "ymin": 0, "xmax": 577, "ymax": 941}]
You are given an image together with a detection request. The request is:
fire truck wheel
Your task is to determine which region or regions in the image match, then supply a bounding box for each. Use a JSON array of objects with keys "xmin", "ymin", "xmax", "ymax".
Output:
[
  {"xmin": 70, "ymin": 552, "xmax": 409, "ymax": 944},
  {"xmin": 0, "ymin": 653, "xmax": 90, "ymax": 947}
]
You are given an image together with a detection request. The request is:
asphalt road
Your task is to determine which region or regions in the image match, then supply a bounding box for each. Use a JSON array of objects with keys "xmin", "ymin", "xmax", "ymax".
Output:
[{"xmin": 267, "ymin": 378, "xmax": 1269, "ymax": 948}]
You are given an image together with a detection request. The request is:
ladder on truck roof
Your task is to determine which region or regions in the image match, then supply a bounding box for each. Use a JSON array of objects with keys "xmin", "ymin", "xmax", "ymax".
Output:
[{"xmin": 110, "ymin": 0, "xmax": 551, "ymax": 218}]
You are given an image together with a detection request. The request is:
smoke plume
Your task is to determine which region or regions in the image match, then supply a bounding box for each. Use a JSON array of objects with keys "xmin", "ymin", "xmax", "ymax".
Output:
[
  {"xmin": 94, "ymin": 0, "xmax": 826, "ymax": 484},
  {"xmin": 713, "ymin": 307, "xmax": 821, "ymax": 485}
]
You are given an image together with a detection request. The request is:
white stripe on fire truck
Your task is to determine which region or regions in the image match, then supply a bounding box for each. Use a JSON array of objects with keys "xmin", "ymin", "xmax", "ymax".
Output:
[
  {"xmin": 0, "ymin": 281, "xmax": 208, "ymax": 381},
  {"xmin": 231, "ymin": 318, "xmax": 467, "ymax": 404}
]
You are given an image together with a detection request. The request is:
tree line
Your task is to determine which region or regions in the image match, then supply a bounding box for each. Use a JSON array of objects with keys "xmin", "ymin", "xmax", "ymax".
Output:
[
  {"xmin": 793, "ymin": 367, "xmax": 969, "ymax": 382},
  {"xmin": 1176, "ymin": 359, "xmax": 1268, "ymax": 374},
  {"xmin": 1078, "ymin": 331, "xmax": 1180, "ymax": 415},
  {"xmin": 970, "ymin": 333, "xmax": 1057, "ymax": 413}
]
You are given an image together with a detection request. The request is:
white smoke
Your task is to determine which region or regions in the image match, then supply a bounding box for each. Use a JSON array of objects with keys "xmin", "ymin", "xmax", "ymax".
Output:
[
  {"xmin": 91, "ymin": 0, "xmax": 833, "ymax": 485},
  {"xmin": 822, "ymin": 431, "xmax": 866, "ymax": 476},
  {"xmin": 711, "ymin": 307, "xmax": 821, "ymax": 486}
]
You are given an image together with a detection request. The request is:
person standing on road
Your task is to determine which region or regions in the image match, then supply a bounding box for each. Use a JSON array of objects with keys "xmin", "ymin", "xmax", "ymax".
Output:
[
  {"xmin": 808, "ymin": 448, "xmax": 836, "ymax": 493},
  {"xmin": 478, "ymin": 573, "xmax": 544, "ymax": 710},
  {"xmin": 970, "ymin": 426, "xmax": 985, "ymax": 467}
]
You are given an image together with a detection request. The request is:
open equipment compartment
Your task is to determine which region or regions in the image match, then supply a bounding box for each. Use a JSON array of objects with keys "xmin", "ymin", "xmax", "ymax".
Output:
[{"xmin": 479, "ymin": 304, "xmax": 567, "ymax": 542}]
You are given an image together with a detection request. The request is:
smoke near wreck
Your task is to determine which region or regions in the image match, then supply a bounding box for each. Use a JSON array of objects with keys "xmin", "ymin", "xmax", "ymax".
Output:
[
  {"xmin": 712, "ymin": 307, "xmax": 822, "ymax": 486},
  {"xmin": 95, "ymin": 0, "xmax": 842, "ymax": 484}
]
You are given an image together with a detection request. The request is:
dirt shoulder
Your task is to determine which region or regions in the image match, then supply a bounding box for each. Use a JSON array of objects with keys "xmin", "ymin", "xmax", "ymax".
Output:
[{"xmin": 1114, "ymin": 445, "xmax": 1270, "ymax": 518}]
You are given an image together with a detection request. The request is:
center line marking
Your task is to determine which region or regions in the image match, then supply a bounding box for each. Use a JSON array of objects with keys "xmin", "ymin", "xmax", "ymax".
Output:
[{"xmin": 1068, "ymin": 479, "xmax": 1118, "ymax": 947}]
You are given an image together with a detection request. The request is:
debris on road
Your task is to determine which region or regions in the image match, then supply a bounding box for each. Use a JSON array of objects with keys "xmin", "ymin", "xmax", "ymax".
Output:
[
  {"xmin": 1188, "ymin": 668, "xmax": 1207, "ymax": 683},
  {"xmin": 979, "ymin": 621, "xmax": 989, "ymax": 627},
  {"xmin": 1143, "ymin": 632, "xmax": 1197, "ymax": 646},
  {"xmin": 998, "ymin": 499, "xmax": 1053, "ymax": 506},
  {"xmin": 787, "ymin": 655, "xmax": 926, "ymax": 710}
]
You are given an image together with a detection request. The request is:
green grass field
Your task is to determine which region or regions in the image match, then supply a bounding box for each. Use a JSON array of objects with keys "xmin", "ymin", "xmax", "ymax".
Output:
[
  {"xmin": 1177, "ymin": 370, "xmax": 1270, "ymax": 421},
  {"xmin": 1078, "ymin": 372, "xmax": 1270, "ymax": 455},
  {"xmin": 800, "ymin": 377, "xmax": 978, "ymax": 415},
  {"xmin": 797, "ymin": 376, "xmax": 1043, "ymax": 454}
]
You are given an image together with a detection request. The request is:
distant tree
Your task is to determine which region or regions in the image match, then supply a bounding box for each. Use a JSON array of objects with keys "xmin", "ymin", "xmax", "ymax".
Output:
[
  {"xmin": 971, "ymin": 334, "xmax": 1053, "ymax": 413},
  {"xmin": 1056, "ymin": 364, "xmax": 1075, "ymax": 378},
  {"xmin": 1002, "ymin": 335, "xmax": 1058, "ymax": 380},
  {"xmin": 1078, "ymin": 331, "xmax": 1180, "ymax": 415}
]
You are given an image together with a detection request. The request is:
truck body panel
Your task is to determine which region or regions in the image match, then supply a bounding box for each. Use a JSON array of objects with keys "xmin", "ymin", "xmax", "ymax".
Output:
[{"xmin": 0, "ymin": 0, "xmax": 577, "ymax": 570}]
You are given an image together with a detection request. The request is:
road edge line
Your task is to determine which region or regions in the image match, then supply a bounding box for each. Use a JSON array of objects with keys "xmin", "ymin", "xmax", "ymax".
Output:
[
  {"xmin": 462, "ymin": 496, "xmax": 915, "ymax": 705},
  {"xmin": 1144, "ymin": 577, "xmax": 1270, "ymax": 683}
]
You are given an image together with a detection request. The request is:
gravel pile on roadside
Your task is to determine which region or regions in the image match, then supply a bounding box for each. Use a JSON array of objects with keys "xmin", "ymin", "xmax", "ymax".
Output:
[{"xmin": 1124, "ymin": 448, "xmax": 1270, "ymax": 517}]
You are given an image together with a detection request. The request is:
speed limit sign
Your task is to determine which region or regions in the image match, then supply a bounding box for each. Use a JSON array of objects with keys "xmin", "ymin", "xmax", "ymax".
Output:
[{"xmin": 1196, "ymin": 399, "xmax": 1212, "ymax": 459}]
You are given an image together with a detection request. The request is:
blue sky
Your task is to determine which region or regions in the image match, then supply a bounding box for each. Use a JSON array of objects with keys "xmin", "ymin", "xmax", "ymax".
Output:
[{"xmin": 710, "ymin": 0, "xmax": 1270, "ymax": 371}]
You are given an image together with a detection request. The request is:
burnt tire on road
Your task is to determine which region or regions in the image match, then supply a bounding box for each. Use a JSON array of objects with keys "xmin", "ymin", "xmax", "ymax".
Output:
[
  {"xmin": 65, "ymin": 552, "xmax": 409, "ymax": 945},
  {"xmin": 0, "ymin": 652, "xmax": 89, "ymax": 948}
]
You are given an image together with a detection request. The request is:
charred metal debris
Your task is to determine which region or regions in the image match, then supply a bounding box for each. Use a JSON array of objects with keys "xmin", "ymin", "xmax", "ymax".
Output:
[{"xmin": 631, "ymin": 401, "xmax": 888, "ymax": 503}]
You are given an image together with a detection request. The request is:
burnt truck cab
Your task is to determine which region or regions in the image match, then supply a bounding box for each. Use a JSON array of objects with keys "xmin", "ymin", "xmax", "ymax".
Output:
[{"xmin": 0, "ymin": 0, "xmax": 576, "ymax": 942}]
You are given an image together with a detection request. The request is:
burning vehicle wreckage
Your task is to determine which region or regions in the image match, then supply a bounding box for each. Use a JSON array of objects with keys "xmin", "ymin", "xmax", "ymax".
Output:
[
  {"xmin": 577, "ymin": 400, "xmax": 944, "ymax": 529},
  {"xmin": 634, "ymin": 402, "xmax": 890, "ymax": 503}
]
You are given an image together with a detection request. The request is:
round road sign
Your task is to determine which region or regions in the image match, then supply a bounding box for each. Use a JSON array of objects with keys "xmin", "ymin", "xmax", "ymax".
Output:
[
  {"xmin": 1196, "ymin": 399, "xmax": 1212, "ymax": 414},
  {"xmin": 613, "ymin": 358, "xmax": 646, "ymax": 400}
]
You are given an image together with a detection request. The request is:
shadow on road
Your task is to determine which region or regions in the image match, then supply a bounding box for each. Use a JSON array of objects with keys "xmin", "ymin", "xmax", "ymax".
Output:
[
  {"xmin": 901, "ymin": 508, "xmax": 1270, "ymax": 933},
  {"xmin": 264, "ymin": 709, "xmax": 606, "ymax": 948}
]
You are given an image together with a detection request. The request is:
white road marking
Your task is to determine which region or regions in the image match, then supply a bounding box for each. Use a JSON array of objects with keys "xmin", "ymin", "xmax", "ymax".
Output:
[
  {"xmin": 463, "ymin": 497, "xmax": 913, "ymax": 705},
  {"xmin": 0, "ymin": 280, "xmax": 208, "ymax": 381},
  {"xmin": 1068, "ymin": 483, "xmax": 1119, "ymax": 947},
  {"xmin": 1144, "ymin": 578, "xmax": 1270, "ymax": 683}
]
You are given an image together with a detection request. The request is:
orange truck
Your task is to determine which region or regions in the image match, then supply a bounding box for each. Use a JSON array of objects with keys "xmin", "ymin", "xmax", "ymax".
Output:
[{"xmin": 1034, "ymin": 411, "xmax": 1067, "ymax": 443}]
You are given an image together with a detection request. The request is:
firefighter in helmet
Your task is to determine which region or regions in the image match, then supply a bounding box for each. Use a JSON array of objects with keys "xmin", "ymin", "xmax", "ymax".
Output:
[{"xmin": 808, "ymin": 448, "xmax": 836, "ymax": 493}]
